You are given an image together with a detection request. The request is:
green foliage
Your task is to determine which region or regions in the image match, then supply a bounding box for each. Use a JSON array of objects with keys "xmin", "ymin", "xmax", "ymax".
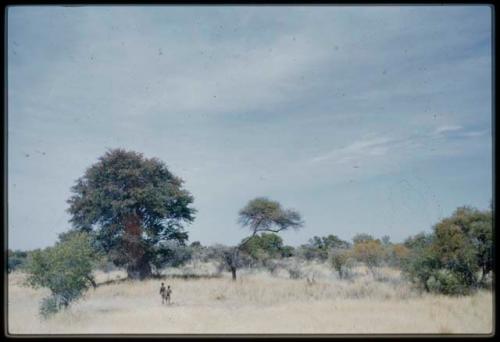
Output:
[
  {"xmin": 25, "ymin": 231, "xmax": 98, "ymax": 317},
  {"xmin": 67, "ymin": 149, "xmax": 196, "ymax": 279},
  {"xmin": 297, "ymin": 234, "xmax": 350, "ymax": 261},
  {"xmin": 401, "ymin": 205, "xmax": 493, "ymax": 295},
  {"xmin": 238, "ymin": 197, "xmax": 303, "ymax": 234},
  {"xmin": 39, "ymin": 296, "xmax": 60, "ymax": 318},
  {"xmin": 8, "ymin": 249, "xmax": 28, "ymax": 273},
  {"xmin": 381, "ymin": 235, "xmax": 391, "ymax": 246},
  {"xmin": 149, "ymin": 241, "xmax": 193, "ymax": 271},
  {"xmin": 280, "ymin": 245, "xmax": 295, "ymax": 258},
  {"xmin": 330, "ymin": 248, "xmax": 354, "ymax": 279},
  {"xmin": 352, "ymin": 233, "xmax": 375, "ymax": 245},
  {"xmin": 404, "ymin": 232, "xmax": 433, "ymax": 250},
  {"xmin": 401, "ymin": 241, "xmax": 440, "ymax": 292},
  {"xmin": 239, "ymin": 233, "xmax": 290, "ymax": 262},
  {"xmin": 310, "ymin": 235, "xmax": 351, "ymax": 250},
  {"xmin": 426, "ymin": 269, "xmax": 470, "ymax": 296}
]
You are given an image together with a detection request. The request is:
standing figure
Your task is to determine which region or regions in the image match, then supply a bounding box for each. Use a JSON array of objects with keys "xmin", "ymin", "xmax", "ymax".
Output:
[
  {"xmin": 165, "ymin": 285, "xmax": 172, "ymax": 304},
  {"xmin": 159, "ymin": 282, "xmax": 166, "ymax": 304}
]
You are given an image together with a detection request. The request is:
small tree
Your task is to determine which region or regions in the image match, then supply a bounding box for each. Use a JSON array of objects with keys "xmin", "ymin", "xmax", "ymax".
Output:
[
  {"xmin": 381, "ymin": 235, "xmax": 391, "ymax": 246},
  {"xmin": 352, "ymin": 233, "xmax": 375, "ymax": 245},
  {"xmin": 387, "ymin": 243, "xmax": 410, "ymax": 268},
  {"xmin": 25, "ymin": 231, "xmax": 98, "ymax": 317},
  {"xmin": 330, "ymin": 248, "xmax": 354, "ymax": 279},
  {"xmin": 353, "ymin": 239, "xmax": 385, "ymax": 272},
  {"xmin": 227, "ymin": 197, "xmax": 304, "ymax": 280}
]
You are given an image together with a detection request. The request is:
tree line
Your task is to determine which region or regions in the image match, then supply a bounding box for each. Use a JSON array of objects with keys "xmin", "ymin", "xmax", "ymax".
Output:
[{"xmin": 8, "ymin": 149, "xmax": 493, "ymax": 317}]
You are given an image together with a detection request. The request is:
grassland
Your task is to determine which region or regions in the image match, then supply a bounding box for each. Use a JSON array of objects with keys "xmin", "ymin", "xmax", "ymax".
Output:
[{"xmin": 7, "ymin": 261, "xmax": 493, "ymax": 335}]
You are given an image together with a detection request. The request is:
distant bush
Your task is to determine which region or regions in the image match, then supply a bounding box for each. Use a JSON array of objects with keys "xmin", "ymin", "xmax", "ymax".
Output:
[
  {"xmin": 150, "ymin": 241, "xmax": 193, "ymax": 272},
  {"xmin": 353, "ymin": 239, "xmax": 385, "ymax": 271},
  {"xmin": 8, "ymin": 250, "xmax": 28, "ymax": 273},
  {"xmin": 287, "ymin": 264, "xmax": 304, "ymax": 279},
  {"xmin": 385, "ymin": 243, "xmax": 410, "ymax": 268},
  {"xmin": 330, "ymin": 249, "xmax": 354, "ymax": 279},
  {"xmin": 352, "ymin": 233, "xmax": 375, "ymax": 245},
  {"xmin": 296, "ymin": 234, "xmax": 350, "ymax": 262}
]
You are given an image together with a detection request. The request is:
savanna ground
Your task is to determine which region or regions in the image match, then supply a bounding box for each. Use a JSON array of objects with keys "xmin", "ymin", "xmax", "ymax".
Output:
[{"xmin": 7, "ymin": 261, "xmax": 493, "ymax": 335}]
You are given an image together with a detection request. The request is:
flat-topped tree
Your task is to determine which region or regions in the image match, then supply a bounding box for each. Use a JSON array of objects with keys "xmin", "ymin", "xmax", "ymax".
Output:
[
  {"xmin": 67, "ymin": 148, "xmax": 196, "ymax": 280},
  {"xmin": 227, "ymin": 197, "xmax": 304, "ymax": 280}
]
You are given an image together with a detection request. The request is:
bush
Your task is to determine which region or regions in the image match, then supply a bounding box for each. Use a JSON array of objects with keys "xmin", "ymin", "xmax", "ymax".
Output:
[
  {"xmin": 297, "ymin": 235, "xmax": 351, "ymax": 262},
  {"xmin": 149, "ymin": 241, "xmax": 193, "ymax": 272},
  {"xmin": 426, "ymin": 269, "xmax": 470, "ymax": 296},
  {"xmin": 25, "ymin": 231, "xmax": 98, "ymax": 316},
  {"xmin": 400, "ymin": 242, "xmax": 440, "ymax": 292},
  {"xmin": 288, "ymin": 265, "xmax": 304, "ymax": 279},
  {"xmin": 7, "ymin": 250, "xmax": 29, "ymax": 273},
  {"xmin": 330, "ymin": 249, "xmax": 354, "ymax": 279},
  {"xmin": 353, "ymin": 239, "xmax": 385, "ymax": 271},
  {"xmin": 239, "ymin": 233, "xmax": 293, "ymax": 265},
  {"xmin": 39, "ymin": 296, "xmax": 60, "ymax": 318},
  {"xmin": 401, "ymin": 205, "xmax": 492, "ymax": 296},
  {"xmin": 386, "ymin": 244, "xmax": 410, "ymax": 268}
]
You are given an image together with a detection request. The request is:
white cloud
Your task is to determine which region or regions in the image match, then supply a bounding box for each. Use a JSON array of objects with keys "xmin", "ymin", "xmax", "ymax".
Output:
[
  {"xmin": 310, "ymin": 136, "xmax": 394, "ymax": 164},
  {"xmin": 434, "ymin": 125, "xmax": 463, "ymax": 135}
]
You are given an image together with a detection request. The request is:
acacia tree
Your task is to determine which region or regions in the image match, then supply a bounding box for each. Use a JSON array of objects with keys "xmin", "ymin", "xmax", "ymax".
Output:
[
  {"xmin": 67, "ymin": 149, "xmax": 195, "ymax": 280},
  {"xmin": 226, "ymin": 197, "xmax": 304, "ymax": 280}
]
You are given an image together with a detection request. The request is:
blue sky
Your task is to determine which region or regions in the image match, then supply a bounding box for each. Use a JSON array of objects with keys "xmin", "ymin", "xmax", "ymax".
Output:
[{"xmin": 7, "ymin": 5, "xmax": 492, "ymax": 250}]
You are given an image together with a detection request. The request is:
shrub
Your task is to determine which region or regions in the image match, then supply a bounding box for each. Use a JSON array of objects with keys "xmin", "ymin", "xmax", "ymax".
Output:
[
  {"xmin": 353, "ymin": 239, "xmax": 385, "ymax": 271},
  {"xmin": 297, "ymin": 235, "xmax": 351, "ymax": 262},
  {"xmin": 39, "ymin": 296, "xmax": 60, "ymax": 318},
  {"xmin": 287, "ymin": 263, "xmax": 304, "ymax": 279},
  {"xmin": 149, "ymin": 241, "xmax": 193, "ymax": 272},
  {"xmin": 25, "ymin": 231, "xmax": 98, "ymax": 317},
  {"xmin": 7, "ymin": 250, "xmax": 28, "ymax": 273},
  {"xmin": 426, "ymin": 269, "xmax": 470, "ymax": 296},
  {"xmin": 387, "ymin": 244, "xmax": 410, "ymax": 268},
  {"xmin": 401, "ymin": 205, "xmax": 492, "ymax": 295},
  {"xmin": 330, "ymin": 249, "xmax": 354, "ymax": 279}
]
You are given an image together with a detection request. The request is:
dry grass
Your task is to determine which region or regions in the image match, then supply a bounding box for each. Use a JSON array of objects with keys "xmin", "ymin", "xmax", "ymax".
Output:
[{"xmin": 7, "ymin": 262, "xmax": 493, "ymax": 335}]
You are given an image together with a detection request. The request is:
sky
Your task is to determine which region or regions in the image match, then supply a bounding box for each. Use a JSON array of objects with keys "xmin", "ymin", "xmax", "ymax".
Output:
[{"xmin": 7, "ymin": 5, "xmax": 493, "ymax": 250}]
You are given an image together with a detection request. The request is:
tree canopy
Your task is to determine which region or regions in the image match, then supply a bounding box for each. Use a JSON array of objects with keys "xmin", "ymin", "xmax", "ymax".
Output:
[{"xmin": 238, "ymin": 197, "xmax": 303, "ymax": 235}]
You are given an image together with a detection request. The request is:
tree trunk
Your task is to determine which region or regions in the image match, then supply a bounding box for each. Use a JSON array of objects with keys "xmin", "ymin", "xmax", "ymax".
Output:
[
  {"xmin": 123, "ymin": 213, "xmax": 152, "ymax": 280},
  {"xmin": 87, "ymin": 276, "xmax": 97, "ymax": 289},
  {"xmin": 231, "ymin": 266, "xmax": 237, "ymax": 281},
  {"xmin": 127, "ymin": 256, "xmax": 152, "ymax": 280}
]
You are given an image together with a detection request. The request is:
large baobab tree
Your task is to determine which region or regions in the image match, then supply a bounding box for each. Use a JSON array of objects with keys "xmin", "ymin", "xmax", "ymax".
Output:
[{"xmin": 67, "ymin": 148, "xmax": 195, "ymax": 280}]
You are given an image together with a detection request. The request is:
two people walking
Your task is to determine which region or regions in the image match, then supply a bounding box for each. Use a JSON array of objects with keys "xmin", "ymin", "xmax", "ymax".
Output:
[{"xmin": 159, "ymin": 282, "xmax": 172, "ymax": 305}]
